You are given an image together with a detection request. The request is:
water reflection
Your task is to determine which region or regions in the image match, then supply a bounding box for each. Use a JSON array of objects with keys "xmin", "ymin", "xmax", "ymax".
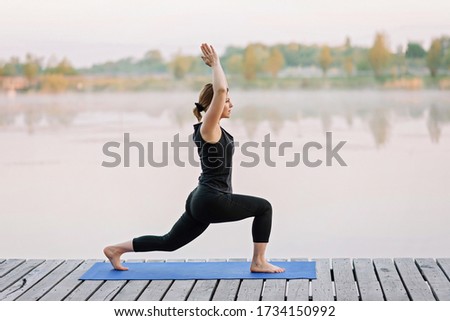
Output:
[
  {"xmin": 426, "ymin": 104, "xmax": 450, "ymax": 143},
  {"xmin": 0, "ymin": 92, "xmax": 449, "ymax": 147},
  {"xmin": 239, "ymin": 105, "xmax": 261, "ymax": 140},
  {"xmin": 428, "ymin": 105, "xmax": 442, "ymax": 143},
  {"xmin": 344, "ymin": 109, "xmax": 353, "ymax": 128},
  {"xmin": 267, "ymin": 109, "xmax": 283, "ymax": 136},
  {"xmin": 369, "ymin": 108, "xmax": 391, "ymax": 148},
  {"xmin": 320, "ymin": 111, "xmax": 332, "ymax": 133}
]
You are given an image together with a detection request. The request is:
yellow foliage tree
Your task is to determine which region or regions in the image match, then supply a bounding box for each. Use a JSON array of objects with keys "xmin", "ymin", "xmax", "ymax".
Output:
[
  {"xmin": 426, "ymin": 39, "xmax": 442, "ymax": 77},
  {"xmin": 319, "ymin": 45, "xmax": 333, "ymax": 76},
  {"xmin": 266, "ymin": 47, "xmax": 285, "ymax": 78},
  {"xmin": 226, "ymin": 54, "xmax": 243, "ymax": 75},
  {"xmin": 343, "ymin": 57, "xmax": 354, "ymax": 77},
  {"xmin": 243, "ymin": 45, "xmax": 257, "ymax": 81},
  {"xmin": 41, "ymin": 74, "xmax": 69, "ymax": 93},
  {"xmin": 172, "ymin": 54, "xmax": 193, "ymax": 79},
  {"xmin": 368, "ymin": 33, "xmax": 391, "ymax": 78},
  {"xmin": 23, "ymin": 53, "xmax": 41, "ymax": 83}
]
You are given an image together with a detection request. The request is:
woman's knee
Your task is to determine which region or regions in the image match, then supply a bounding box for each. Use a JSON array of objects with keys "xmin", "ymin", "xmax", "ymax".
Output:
[{"xmin": 261, "ymin": 198, "xmax": 272, "ymax": 215}]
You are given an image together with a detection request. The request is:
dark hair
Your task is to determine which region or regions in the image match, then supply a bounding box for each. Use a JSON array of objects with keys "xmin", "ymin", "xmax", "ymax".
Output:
[{"xmin": 193, "ymin": 83, "xmax": 214, "ymax": 122}]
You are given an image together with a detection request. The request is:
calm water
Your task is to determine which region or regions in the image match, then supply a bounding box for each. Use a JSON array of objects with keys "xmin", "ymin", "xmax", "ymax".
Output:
[{"xmin": 1, "ymin": 90, "xmax": 449, "ymax": 260}]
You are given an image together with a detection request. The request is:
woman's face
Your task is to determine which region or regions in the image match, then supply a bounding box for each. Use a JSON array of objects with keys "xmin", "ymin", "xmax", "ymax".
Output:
[{"xmin": 221, "ymin": 94, "xmax": 233, "ymax": 119}]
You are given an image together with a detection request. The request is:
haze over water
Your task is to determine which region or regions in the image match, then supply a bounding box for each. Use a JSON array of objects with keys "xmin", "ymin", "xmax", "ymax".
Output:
[{"xmin": 1, "ymin": 90, "xmax": 449, "ymax": 260}]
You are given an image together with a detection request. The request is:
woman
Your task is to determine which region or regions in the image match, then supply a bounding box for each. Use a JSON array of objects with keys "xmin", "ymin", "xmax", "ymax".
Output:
[{"xmin": 103, "ymin": 43, "xmax": 284, "ymax": 273}]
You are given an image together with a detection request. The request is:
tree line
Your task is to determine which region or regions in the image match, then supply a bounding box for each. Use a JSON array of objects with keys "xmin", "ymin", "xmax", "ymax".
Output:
[{"xmin": 1, "ymin": 33, "xmax": 449, "ymax": 87}]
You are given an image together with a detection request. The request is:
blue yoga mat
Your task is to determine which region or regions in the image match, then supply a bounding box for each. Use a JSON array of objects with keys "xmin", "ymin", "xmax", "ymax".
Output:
[{"xmin": 79, "ymin": 261, "xmax": 316, "ymax": 280}]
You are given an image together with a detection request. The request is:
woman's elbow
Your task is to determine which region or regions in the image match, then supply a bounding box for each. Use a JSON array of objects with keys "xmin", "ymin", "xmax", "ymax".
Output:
[{"xmin": 214, "ymin": 87, "xmax": 227, "ymax": 94}]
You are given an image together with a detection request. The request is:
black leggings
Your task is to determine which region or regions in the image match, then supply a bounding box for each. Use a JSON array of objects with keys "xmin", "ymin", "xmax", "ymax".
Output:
[{"xmin": 132, "ymin": 184, "xmax": 273, "ymax": 252}]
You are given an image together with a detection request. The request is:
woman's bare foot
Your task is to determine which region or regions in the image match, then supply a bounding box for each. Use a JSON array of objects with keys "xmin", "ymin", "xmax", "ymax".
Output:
[
  {"xmin": 103, "ymin": 246, "xmax": 129, "ymax": 271},
  {"xmin": 250, "ymin": 260, "xmax": 285, "ymax": 273}
]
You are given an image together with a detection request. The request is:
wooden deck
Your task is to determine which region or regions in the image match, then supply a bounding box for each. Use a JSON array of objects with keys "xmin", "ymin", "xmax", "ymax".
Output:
[{"xmin": 1, "ymin": 258, "xmax": 450, "ymax": 301}]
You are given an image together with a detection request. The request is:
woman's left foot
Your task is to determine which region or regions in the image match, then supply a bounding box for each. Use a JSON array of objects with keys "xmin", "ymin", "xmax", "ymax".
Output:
[
  {"xmin": 250, "ymin": 260, "xmax": 285, "ymax": 273},
  {"xmin": 103, "ymin": 246, "xmax": 129, "ymax": 271}
]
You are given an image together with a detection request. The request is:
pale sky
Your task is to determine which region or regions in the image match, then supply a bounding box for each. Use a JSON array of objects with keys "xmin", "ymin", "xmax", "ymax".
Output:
[{"xmin": 1, "ymin": 0, "xmax": 449, "ymax": 67}]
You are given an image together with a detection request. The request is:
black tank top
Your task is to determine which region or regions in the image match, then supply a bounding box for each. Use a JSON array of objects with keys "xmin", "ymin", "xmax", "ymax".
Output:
[{"xmin": 192, "ymin": 122, "xmax": 234, "ymax": 193}]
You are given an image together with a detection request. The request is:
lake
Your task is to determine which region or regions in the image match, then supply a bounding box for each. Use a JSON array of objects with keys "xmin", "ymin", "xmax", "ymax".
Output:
[{"xmin": 0, "ymin": 90, "xmax": 449, "ymax": 260}]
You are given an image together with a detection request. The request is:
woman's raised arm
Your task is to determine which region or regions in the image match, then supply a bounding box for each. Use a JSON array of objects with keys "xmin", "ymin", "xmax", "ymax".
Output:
[{"xmin": 199, "ymin": 43, "xmax": 228, "ymax": 143}]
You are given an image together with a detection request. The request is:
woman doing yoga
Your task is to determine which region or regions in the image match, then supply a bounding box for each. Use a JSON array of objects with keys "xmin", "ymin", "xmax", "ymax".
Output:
[{"xmin": 103, "ymin": 43, "xmax": 285, "ymax": 273}]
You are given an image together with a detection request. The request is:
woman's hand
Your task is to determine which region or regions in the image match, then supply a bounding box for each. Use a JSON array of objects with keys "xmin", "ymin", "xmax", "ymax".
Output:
[{"xmin": 200, "ymin": 43, "xmax": 220, "ymax": 67}]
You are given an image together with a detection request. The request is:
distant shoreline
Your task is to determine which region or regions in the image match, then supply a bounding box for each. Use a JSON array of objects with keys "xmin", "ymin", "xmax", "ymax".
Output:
[{"xmin": 1, "ymin": 74, "xmax": 450, "ymax": 94}]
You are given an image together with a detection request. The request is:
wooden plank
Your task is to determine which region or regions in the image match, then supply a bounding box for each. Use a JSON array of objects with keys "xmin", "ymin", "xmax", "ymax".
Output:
[
  {"xmin": 0, "ymin": 259, "xmax": 44, "ymax": 292},
  {"xmin": 187, "ymin": 280, "xmax": 218, "ymax": 301},
  {"xmin": 373, "ymin": 258, "xmax": 409, "ymax": 301},
  {"xmin": 0, "ymin": 259, "xmax": 26, "ymax": 278},
  {"xmin": 88, "ymin": 259, "xmax": 144, "ymax": 301},
  {"xmin": 234, "ymin": 258, "xmax": 263, "ymax": 301},
  {"xmin": 40, "ymin": 260, "xmax": 103, "ymax": 301},
  {"xmin": 186, "ymin": 259, "xmax": 217, "ymax": 301},
  {"xmin": 16, "ymin": 260, "xmax": 83, "ymax": 301},
  {"xmin": 286, "ymin": 258, "xmax": 310, "ymax": 301},
  {"xmin": 162, "ymin": 259, "xmax": 194, "ymax": 301},
  {"xmin": 65, "ymin": 260, "xmax": 126, "ymax": 301},
  {"xmin": 113, "ymin": 259, "xmax": 156, "ymax": 301},
  {"xmin": 88, "ymin": 280, "xmax": 127, "ymax": 301},
  {"xmin": 311, "ymin": 258, "xmax": 334, "ymax": 301},
  {"xmin": 138, "ymin": 280, "xmax": 172, "ymax": 301},
  {"xmin": 416, "ymin": 258, "xmax": 450, "ymax": 301},
  {"xmin": 212, "ymin": 279, "xmax": 240, "ymax": 301},
  {"xmin": 237, "ymin": 279, "xmax": 263, "ymax": 301},
  {"xmin": 64, "ymin": 280, "xmax": 104, "ymax": 301},
  {"xmin": 113, "ymin": 280, "xmax": 149, "ymax": 301},
  {"xmin": 134, "ymin": 259, "xmax": 170, "ymax": 301},
  {"xmin": 394, "ymin": 258, "xmax": 435, "ymax": 301},
  {"xmin": 262, "ymin": 259, "xmax": 287, "ymax": 301},
  {"xmin": 436, "ymin": 258, "xmax": 450, "ymax": 281},
  {"xmin": 211, "ymin": 258, "xmax": 242, "ymax": 301},
  {"xmin": 162, "ymin": 280, "xmax": 195, "ymax": 301},
  {"xmin": 0, "ymin": 260, "xmax": 64, "ymax": 301},
  {"xmin": 332, "ymin": 259, "xmax": 359, "ymax": 301},
  {"xmin": 262, "ymin": 279, "xmax": 286, "ymax": 301},
  {"xmin": 353, "ymin": 259, "xmax": 383, "ymax": 301}
]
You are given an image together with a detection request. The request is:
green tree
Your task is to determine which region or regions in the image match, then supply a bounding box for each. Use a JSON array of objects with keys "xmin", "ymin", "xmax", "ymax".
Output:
[
  {"xmin": 144, "ymin": 50, "xmax": 163, "ymax": 62},
  {"xmin": 441, "ymin": 36, "xmax": 450, "ymax": 70},
  {"xmin": 138, "ymin": 50, "xmax": 167, "ymax": 74},
  {"xmin": 444, "ymin": 50, "xmax": 450, "ymax": 70},
  {"xmin": 2, "ymin": 57, "xmax": 21, "ymax": 76},
  {"xmin": 405, "ymin": 42, "xmax": 426, "ymax": 59},
  {"xmin": 426, "ymin": 39, "xmax": 442, "ymax": 77},
  {"xmin": 368, "ymin": 33, "xmax": 391, "ymax": 78},
  {"xmin": 278, "ymin": 43, "xmax": 302, "ymax": 67},
  {"xmin": 265, "ymin": 47, "xmax": 285, "ymax": 78},
  {"xmin": 354, "ymin": 48, "xmax": 371, "ymax": 72},
  {"xmin": 319, "ymin": 45, "xmax": 333, "ymax": 76}
]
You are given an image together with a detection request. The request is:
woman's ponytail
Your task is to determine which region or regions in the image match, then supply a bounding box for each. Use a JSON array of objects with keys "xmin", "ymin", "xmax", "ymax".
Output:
[{"xmin": 192, "ymin": 83, "xmax": 214, "ymax": 121}]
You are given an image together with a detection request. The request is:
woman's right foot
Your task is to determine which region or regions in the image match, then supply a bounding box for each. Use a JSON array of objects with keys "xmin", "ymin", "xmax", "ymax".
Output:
[
  {"xmin": 103, "ymin": 246, "xmax": 129, "ymax": 271},
  {"xmin": 250, "ymin": 260, "xmax": 285, "ymax": 273}
]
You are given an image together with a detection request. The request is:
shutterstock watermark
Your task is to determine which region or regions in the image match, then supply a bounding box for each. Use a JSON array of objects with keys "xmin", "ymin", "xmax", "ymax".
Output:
[{"xmin": 102, "ymin": 132, "xmax": 347, "ymax": 168}]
